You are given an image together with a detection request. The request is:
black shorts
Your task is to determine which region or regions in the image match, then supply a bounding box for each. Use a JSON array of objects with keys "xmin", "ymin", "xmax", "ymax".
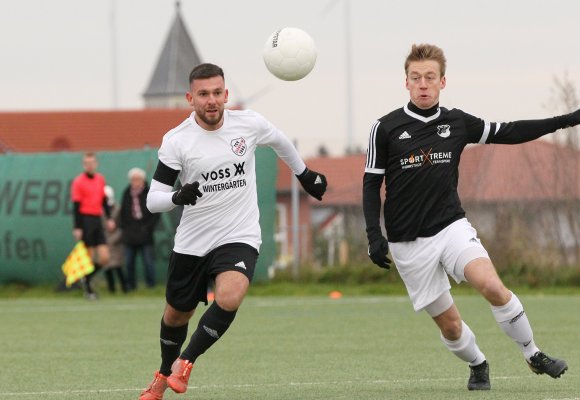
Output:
[
  {"xmin": 81, "ymin": 215, "xmax": 106, "ymax": 247},
  {"xmin": 165, "ymin": 243, "xmax": 259, "ymax": 312}
]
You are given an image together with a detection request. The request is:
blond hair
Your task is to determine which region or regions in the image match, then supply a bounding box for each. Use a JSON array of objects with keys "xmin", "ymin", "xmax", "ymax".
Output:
[{"xmin": 404, "ymin": 44, "xmax": 447, "ymax": 76}]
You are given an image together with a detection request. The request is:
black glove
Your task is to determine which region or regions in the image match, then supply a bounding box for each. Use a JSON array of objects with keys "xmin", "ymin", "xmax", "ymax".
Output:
[
  {"xmin": 572, "ymin": 108, "xmax": 580, "ymax": 125},
  {"xmin": 368, "ymin": 236, "xmax": 392, "ymax": 269},
  {"xmin": 564, "ymin": 108, "xmax": 580, "ymax": 128},
  {"xmin": 296, "ymin": 168, "xmax": 327, "ymax": 201},
  {"xmin": 172, "ymin": 182, "xmax": 203, "ymax": 206}
]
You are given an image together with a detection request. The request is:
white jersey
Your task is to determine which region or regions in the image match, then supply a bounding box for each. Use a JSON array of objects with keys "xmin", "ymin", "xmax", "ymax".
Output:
[{"xmin": 156, "ymin": 109, "xmax": 305, "ymax": 256}]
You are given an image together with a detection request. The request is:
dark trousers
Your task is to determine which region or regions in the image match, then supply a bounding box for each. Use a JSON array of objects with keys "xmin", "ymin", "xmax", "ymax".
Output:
[
  {"xmin": 125, "ymin": 244, "xmax": 155, "ymax": 290},
  {"xmin": 104, "ymin": 266, "xmax": 128, "ymax": 293}
]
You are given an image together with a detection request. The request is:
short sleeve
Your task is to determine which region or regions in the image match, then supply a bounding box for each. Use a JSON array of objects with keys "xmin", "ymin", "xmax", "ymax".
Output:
[
  {"xmin": 158, "ymin": 134, "xmax": 182, "ymax": 171},
  {"xmin": 252, "ymin": 111, "xmax": 280, "ymax": 146},
  {"xmin": 71, "ymin": 177, "xmax": 82, "ymax": 202}
]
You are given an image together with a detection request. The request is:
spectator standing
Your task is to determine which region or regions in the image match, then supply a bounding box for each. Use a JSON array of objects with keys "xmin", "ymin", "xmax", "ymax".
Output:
[{"xmin": 120, "ymin": 167, "xmax": 160, "ymax": 290}]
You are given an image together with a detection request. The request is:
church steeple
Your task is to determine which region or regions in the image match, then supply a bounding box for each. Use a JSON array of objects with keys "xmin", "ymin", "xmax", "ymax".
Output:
[{"xmin": 143, "ymin": 2, "xmax": 202, "ymax": 108}]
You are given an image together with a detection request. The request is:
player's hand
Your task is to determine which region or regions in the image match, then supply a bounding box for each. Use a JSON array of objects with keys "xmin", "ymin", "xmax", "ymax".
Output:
[
  {"xmin": 172, "ymin": 182, "xmax": 203, "ymax": 206},
  {"xmin": 368, "ymin": 236, "xmax": 392, "ymax": 269},
  {"xmin": 296, "ymin": 168, "xmax": 327, "ymax": 201},
  {"xmin": 73, "ymin": 228, "xmax": 83, "ymax": 242}
]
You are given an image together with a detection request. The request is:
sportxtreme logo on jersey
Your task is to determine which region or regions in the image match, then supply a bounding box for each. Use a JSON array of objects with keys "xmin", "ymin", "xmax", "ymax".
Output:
[
  {"xmin": 399, "ymin": 124, "xmax": 453, "ymax": 169},
  {"xmin": 400, "ymin": 149, "xmax": 453, "ymax": 169}
]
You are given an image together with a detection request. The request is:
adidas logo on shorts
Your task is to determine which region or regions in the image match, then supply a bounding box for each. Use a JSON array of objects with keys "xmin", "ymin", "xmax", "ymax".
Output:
[{"xmin": 235, "ymin": 261, "xmax": 246, "ymax": 270}]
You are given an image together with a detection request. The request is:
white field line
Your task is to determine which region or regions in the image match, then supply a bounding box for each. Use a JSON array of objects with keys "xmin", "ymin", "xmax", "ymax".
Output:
[{"xmin": 0, "ymin": 374, "xmax": 552, "ymax": 397}]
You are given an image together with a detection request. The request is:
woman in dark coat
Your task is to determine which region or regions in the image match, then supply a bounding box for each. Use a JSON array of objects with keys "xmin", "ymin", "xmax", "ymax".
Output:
[{"xmin": 120, "ymin": 168, "xmax": 160, "ymax": 290}]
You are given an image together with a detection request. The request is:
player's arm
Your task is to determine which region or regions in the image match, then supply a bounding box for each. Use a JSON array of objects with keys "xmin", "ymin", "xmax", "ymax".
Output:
[
  {"xmin": 147, "ymin": 160, "xmax": 179, "ymax": 213},
  {"xmin": 472, "ymin": 109, "xmax": 580, "ymax": 145},
  {"xmin": 146, "ymin": 161, "xmax": 203, "ymax": 213},
  {"xmin": 362, "ymin": 121, "xmax": 391, "ymax": 269},
  {"xmin": 256, "ymin": 113, "xmax": 327, "ymax": 200},
  {"xmin": 362, "ymin": 173, "xmax": 384, "ymax": 243}
]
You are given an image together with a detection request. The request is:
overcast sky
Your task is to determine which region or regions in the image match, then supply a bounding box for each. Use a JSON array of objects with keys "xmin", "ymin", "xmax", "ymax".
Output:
[{"xmin": 1, "ymin": 0, "xmax": 579, "ymax": 156}]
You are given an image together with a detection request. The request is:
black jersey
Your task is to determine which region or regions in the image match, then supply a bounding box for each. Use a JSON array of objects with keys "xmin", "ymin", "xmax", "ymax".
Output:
[{"xmin": 363, "ymin": 102, "xmax": 576, "ymax": 242}]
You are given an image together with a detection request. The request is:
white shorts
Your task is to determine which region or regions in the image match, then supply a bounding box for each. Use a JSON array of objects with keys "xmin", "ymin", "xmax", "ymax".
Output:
[{"xmin": 389, "ymin": 218, "xmax": 489, "ymax": 312}]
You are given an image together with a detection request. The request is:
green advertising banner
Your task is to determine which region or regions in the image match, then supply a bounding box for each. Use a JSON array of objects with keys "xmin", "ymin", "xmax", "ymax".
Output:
[{"xmin": 0, "ymin": 148, "xmax": 277, "ymax": 285}]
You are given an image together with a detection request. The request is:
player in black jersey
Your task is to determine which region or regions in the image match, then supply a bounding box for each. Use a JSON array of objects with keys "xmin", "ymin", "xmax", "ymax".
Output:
[{"xmin": 363, "ymin": 44, "xmax": 579, "ymax": 390}]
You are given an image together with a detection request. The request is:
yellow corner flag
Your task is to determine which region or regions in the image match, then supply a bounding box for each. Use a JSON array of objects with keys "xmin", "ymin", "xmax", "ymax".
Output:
[{"xmin": 62, "ymin": 241, "xmax": 95, "ymax": 287}]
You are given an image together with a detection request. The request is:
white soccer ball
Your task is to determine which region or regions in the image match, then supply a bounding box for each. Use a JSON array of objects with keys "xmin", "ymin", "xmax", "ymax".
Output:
[{"xmin": 263, "ymin": 27, "xmax": 317, "ymax": 81}]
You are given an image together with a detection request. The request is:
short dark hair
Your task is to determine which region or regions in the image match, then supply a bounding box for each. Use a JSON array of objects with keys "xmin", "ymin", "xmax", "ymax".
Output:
[
  {"xmin": 404, "ymin": 44, "xmax": 446, "ymax": 77},
  {"xmin": 189, "ymin": 63, "xmax": 224, "ymax": 85}
]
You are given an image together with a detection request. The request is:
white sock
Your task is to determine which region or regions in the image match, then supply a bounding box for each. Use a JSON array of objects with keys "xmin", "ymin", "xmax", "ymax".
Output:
[
  {"xmin": 440, "ymin": 321, "xmax": 486, "ymax": 366},
  {"xmin": 491, "ymin": 292, "xmax": 539, "ymax": 360}
]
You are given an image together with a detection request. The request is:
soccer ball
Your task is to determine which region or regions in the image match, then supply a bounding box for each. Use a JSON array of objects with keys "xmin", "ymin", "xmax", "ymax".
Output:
[{"xmin": 263, "ymin": 27, "xmax": 317, "ymax": 81}]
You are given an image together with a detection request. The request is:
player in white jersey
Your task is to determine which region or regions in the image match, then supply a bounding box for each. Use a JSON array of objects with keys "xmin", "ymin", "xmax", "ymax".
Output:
[
  {"xmin": 363, "ymin": 44, "xmax": 578, "ymax": 391},
  {"xmin": 139, "ymin": 63, "xmax": 327, "ymax": 400}
]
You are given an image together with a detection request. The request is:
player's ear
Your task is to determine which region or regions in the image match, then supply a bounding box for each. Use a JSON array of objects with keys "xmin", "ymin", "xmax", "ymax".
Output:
[
  {"xmin": 224, "ymin": 88, "xmax": 229, "ymax": 104},
  {"xmin": 185, "ymin": 91, "xmax": 194, "ymax": 106},
  {"xmin": 405, "ymin": 76, "xmax": 410, "ymax": 90},
  {"xmin": 440, "ymin": 76, "xmax": 446, "ymax": 89}
]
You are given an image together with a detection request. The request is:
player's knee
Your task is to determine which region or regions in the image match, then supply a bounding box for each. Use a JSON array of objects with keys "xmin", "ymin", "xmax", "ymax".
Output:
[
  {"xmin": 163, "ymin": 304, "xmax": 194, "ymax": 326},
  {"xmin": 214, "ymin": 274, "xmax": 249, "ymax": 311},
  {"xmin": 479, "ymin": 278, "xmax": 509, "ymax": 303},
  {"xmin": 215, "ymin": 291, "xmax": 244, "ymax": 311},
  {"xmin": 440, "ymin": 319, "xmax": 463, "ymax": 341}
]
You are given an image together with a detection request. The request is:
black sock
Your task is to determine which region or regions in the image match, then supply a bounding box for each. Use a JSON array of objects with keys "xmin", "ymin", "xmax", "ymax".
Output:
[
  {"xmin": 83, "ymin": 263, "xmax": 101, "ymax": 294},
  {"xmin": 180, "ymin": 302, "xmax": 237, "ymax": 363},
  {"xmin": 159, "ymin": 319, "xmax": 188, "ymax": 376}
]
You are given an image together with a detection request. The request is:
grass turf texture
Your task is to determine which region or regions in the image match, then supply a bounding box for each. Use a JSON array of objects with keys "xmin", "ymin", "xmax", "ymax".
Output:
[{"xmin": 0, "ymin": 295, "xmax": 578, "ymax": 399}]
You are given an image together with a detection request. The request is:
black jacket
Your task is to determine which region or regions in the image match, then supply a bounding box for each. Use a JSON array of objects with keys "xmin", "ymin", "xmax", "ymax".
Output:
[{"xmin": 120, "ymin": 183, "xmax": 160, "ymax": 245}]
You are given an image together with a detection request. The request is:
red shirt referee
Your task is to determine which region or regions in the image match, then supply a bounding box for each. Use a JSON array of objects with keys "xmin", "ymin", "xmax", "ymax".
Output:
[{"xmin": 70, "ymin": 152, "xmax": 115, "ymax": 299}]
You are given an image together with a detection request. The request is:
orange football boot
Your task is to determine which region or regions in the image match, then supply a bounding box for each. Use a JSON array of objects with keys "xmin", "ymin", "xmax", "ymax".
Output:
[
  {"xmin": 139, "ymin": 371, "xmax": 168, "ymax": 400},
  {"xmin": 167, "ymin": 358, "xmax": 193, "ymax": 393}
]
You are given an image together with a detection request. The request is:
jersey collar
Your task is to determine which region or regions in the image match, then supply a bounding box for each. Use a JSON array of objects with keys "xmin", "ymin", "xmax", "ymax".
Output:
[
  {"xmin": 189, "ymin": 109, "xmax": 229, "ymax": 133},
  {"xmin": 403, "ymin": 102, "xmax": 440, "ymax": 123}
]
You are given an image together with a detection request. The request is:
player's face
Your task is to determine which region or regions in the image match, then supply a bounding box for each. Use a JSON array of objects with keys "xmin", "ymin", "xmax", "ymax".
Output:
[
  {"xmin": 406, "ymin": 60, "xmax": 446, "ymax": 109},
  {"xmin": 83, "ymin": 156, "xmax": 98, "ymax": 174},
  {"xmin": 186, "ymin": 76, "xmax": 229, "ymax": 131}
]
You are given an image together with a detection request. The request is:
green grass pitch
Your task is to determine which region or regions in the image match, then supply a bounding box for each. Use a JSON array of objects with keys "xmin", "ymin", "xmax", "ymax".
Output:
[{"xmin": 0, "ymin": 294, "xmax": 578, "ymax": 399}]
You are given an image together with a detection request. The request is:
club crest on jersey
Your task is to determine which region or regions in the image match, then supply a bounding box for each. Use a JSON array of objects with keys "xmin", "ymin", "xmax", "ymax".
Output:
[
  {"xmin": 231, "ymin": 137, "xmax": 247, "ymax": 156},
  {"xmin": 437, "ymin": 125, "xmax": 451, "ymax": 138}
]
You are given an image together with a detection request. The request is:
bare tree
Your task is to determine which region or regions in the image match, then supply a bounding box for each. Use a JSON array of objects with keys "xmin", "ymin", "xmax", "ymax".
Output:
[
  {"xmin": 534, "ymin": 73, "xmax": 580, "ymax": 264},
  {"xmin": 544, "ymin": 72, "xmax": 579, "ymax": 149}
]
